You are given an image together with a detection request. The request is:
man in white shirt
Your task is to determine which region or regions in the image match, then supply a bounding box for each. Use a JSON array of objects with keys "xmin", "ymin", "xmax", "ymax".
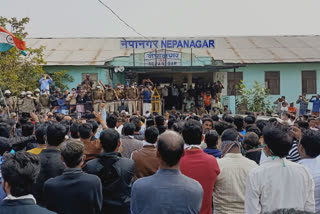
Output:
[
  {"xmin": 213, "ymin": 128, "xmax": 258, "ymax": 214},
  {"xmin": 298, "ymin": 129, "xmax": 320, "ymax": 212},
  {"xmin": 245, "ymin": 123, "xmax": 315, "ymax": 214}
]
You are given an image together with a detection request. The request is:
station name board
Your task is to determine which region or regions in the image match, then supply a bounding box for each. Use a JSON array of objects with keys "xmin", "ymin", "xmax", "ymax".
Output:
[{"xmin": 120, "ymin": 39, "xmax": 214, "ymax": 49}]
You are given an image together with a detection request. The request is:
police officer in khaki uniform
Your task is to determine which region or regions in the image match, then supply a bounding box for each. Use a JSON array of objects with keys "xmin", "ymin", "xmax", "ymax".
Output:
[
  {"xmin": 136, "ymin": 85, "xmax": 144, "ymax": 114},
  {"xmin": 126, "ymin": 84, "xmax": 138, "ymax": 115},
  {"xmin": 17, "ymin": 91, "xmax": 26, "ymax": 115},
  {"xmin": 114, "ymin": 85, "xmax": 125, "ymax": 112},
  {"xmin": 34, "ymin": 89, "xmax": 42, "ymax": 113},
  {"xmin": 1, "ymin": 90, "xmax": 16, "ymax": 112},
  {"xmin": 102, "ymin": 84, "xmax": 118, "ymax": 113},
  {"xmin": 39, "ymin": 89, "xmax": 50, "ymax": 114},
  {"xmin": 20, "ymin": 91, "xmax": 36, "ymax": 114},
  {"xmin": 92, "ymin": 85, "xmax": 105, "ymax": 112}
]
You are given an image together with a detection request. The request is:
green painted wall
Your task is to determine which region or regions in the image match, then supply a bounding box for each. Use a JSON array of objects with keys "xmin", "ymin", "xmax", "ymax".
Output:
[
  {"xmin": 224, "ymin": 63, "xmax": 320, "ymax": 113},
  {"xmin": 43, "ymin": 62, "xmax": 320, "ymax": 114},
  {"xmin": 43, "ymin": 66, "xmax": 111, "ymax": 89}
]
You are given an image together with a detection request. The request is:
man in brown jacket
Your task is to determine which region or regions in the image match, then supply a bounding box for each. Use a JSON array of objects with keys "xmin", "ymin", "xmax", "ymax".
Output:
[
  {"xmin": 120, "ymin": 122, "xmax": 143, "ymax": 159},
  {"xmin": 132, "ymin": 127, "xmax": 160, "ymax": 181},
  {"xmin": 78, "ymin": 123, "xmax": 102, "ymax": 165}
]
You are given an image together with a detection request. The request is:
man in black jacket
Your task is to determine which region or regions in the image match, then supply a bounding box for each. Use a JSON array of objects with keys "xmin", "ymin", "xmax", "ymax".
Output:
[
  {"xmin": 33, "ymin": 122, "xmax": 66, "ymax": 206},
  {"xmin": 85, "ymin": 129, "xmax": 135, "ymax": 214},
  {"xmin": 0, "ymin": 122, "xmax": 37, "ymax": 151},
  {"xmin": 0, "ymin": 151, "xmax": 55, "ymax": 214},
  {"xmin": 44, "ymin": 139, "xmax": 102, "ymax": 214}
]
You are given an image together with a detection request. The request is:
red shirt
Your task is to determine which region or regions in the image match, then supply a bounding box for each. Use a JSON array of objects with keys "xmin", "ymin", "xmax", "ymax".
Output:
[{"xmin": 180, "ymin": 149, "xmax": 220, "ymax": 214}]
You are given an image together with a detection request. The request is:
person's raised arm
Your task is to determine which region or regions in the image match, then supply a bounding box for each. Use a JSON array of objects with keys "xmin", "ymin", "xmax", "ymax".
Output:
[
  {"xmin": 99, "ymin": 80, "xmax": 107, "ymax": 90},
  {"xmin": 94, "ymin": 111, "xmax": 108, "ymax": 130},
  {"xmin": 310, "ymin": 96, "xmax": 315, "ymax": 102}
]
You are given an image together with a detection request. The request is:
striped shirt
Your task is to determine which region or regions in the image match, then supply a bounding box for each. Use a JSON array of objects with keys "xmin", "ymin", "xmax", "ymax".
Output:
[{"xmin": 286, "ymin": 143, "xmax": 301, "ymax": 162}]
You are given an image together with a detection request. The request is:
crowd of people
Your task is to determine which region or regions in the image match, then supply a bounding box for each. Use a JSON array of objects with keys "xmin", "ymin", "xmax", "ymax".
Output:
[
  {"xmin": 0, "ymin": 75, "xmax": 319, "ymax": 214},
  {"xmin": 0, "ymin": 75, "xmax": 231, "ymax": 121},
  {"xmin": 0, "ymin": 101, "xmax": 318, "ymax": 214}
]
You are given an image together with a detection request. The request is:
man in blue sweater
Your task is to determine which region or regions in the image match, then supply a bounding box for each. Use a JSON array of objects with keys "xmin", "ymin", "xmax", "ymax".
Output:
[
  {"xmin": 131, "ymin": 131, "xmax": 203, "ymax": 214},
  {"xmin": 310, "ymin": 94, "xmax": 320, "ymax": 117}
]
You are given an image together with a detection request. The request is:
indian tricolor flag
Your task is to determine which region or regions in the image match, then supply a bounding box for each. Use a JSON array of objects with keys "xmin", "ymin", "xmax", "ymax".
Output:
[{"xmin": 0, "ymin": 26, "xmax": 26, "ymax": 55}]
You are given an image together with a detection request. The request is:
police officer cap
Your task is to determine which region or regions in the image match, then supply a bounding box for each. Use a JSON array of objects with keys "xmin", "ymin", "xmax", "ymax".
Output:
[
  {"xmin": 26, "ymin": 91, "xmax": 32, "ymax": 95},
  {"xmin": 34, "ymin": 88, "xmax": 40, "ymax": 93},
  {"xmin": 4, "ymin": 90, "xmax": 11, "ymax": 94},
  {"xmin": 21, "ymin": 91, "xmax": 26, "ymax": 95}
]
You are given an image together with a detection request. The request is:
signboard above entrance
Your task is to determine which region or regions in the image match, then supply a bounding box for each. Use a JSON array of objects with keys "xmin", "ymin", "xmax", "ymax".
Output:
[
  {"xmin": 120, "ymin": 39, "xmax": 214, "ymax": 49},
  {"xmin": 144, "ymin": 50, "xmax": 181, "ymax": 66}
]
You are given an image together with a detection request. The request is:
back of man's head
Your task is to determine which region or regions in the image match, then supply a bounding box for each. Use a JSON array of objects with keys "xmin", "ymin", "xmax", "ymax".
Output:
[
  {"xmin": 78, "ymin": 123, "xmax": 93, "ymax": 140},
  {"xmin": 56, "ymin": 113, "xmax": 65, "ymax": 122},
  {"xmin": 70, "ymin": 123, "xmax": 79, "ymax": 139},
  {"xmin": 246, "ymin": 125, "xmax": 262, "ymax": 138},
  {"xmin": 155, "ymin": 115, "xmax": 165, "ymax": 126},
  {"xmin": 300, "ymin": 130, "xmax": 320, "ymax": 158},
  {"xmin": 298, "ymin": 121, "xmax": 309, "ymax": 129},
  {"xmin": 214, "ymin": 121, "xmax": 235, "ymax": 136},
  {"xmin": 211, "ymin": 115, "xmax": 219, "ymax": 122},
  {"xmin": 167, "ymin": 118, "xmax": 178, "ymax": 130},
  {"xmin": 221, "ymin": 128, "xmax": 239, "ymax": 142},
  {"xmin": 0, "ymin": 137, "xmax": 11, "ymax": 155},
  {"xmin": 255, "ymin": 120, "xmax": 268, "ymax": 133},
  {"xmin": 157, "ymin": 131, "xmax": 185, "ymax": 167},
  {"xmin": 205, "ymin": 130, "xmax": 219, "ymax": 148},
  {"xmin": 22, "ymin": 122, "xmax": 34, "ymax": 137},
  {"xmin": 244, "ymin": 116, "xmax": 255, "ymax": 125},
  {"xmin": 224, "ymin": 115, "xmax": 234, "ymax": 124},
  {"xmin": 263, "ymin": 123, "xmax": 293, "ymax": 158},
  {"xmin": 99, "ymin": 129, "xmax": 120, "ymax": 152},
  {"xmin": 107, "ymin": 115, "xmax": 117, "ymax": 129},
  {"xmin": 60, "ymin": 139, "xmax": 85, "ymax": 168},
  {"xmin": 87, "ymin": 120, "xmax": 99, "ymax": 134},
  {"xmin": 145, "ymin": 127, "xmax": 159, "ymax": 144},
  {"xmin": 243, "ymin": 132, "xmax": 260, "ymax": 149},
  {"xmin": 0, "ymin": 122, "xmax": 11, "ymax": 138},
  {"xmin": 35, "ymin": 124, "xmax": 49, "ymax": 145},
  {"xmin": 1, "ymin": 151, "xmax": 40, "ymax": 197},
  {"xmin": 130, "ymin": 117, "xmax": 141, "ymax": 132},
  {"xmin": 146, "ymin": 118, "xmax": 155, "ymax": 128},
  {"xmin": 172, "ymin": 121, "xmax": 184, "ymax": 134},
  {"xmin": 123, "ymin": 122, "xmax": 135, "ymax": 136},
  {"xmin": 233, "ymin": 116, "xmax": 244, "ymax": 131},
  {"xmin": 182, "ymin": 119, "xmax": 203, "ymax": 145},
  {"xmin": 46, "ymin": 123, "xmax": 67, "ymax": 146}
]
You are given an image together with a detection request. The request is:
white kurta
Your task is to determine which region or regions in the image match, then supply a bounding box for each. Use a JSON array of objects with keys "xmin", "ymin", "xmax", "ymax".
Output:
[
  {"xmin": 245, "ymin": 156, "xmax": 315, "ymax": 214},
  {"xmin": 298, "ymin": 156, "xmax": 320, "ymax": 212}
]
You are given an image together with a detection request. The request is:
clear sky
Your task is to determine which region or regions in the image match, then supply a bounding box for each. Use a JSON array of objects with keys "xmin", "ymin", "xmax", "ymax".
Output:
[{"xmin": 1, "ymin": 0, "xmax": 320, "ymax": 38}]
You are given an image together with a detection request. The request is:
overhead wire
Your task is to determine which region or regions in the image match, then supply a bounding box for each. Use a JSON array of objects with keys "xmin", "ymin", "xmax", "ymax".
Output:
[{"xmin": 97, "ymin": 0, "xmax": 148, "ymax": 39}]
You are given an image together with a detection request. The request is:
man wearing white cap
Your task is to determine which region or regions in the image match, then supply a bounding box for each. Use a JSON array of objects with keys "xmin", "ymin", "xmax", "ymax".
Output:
[
  {"xmin": 1, "ymin": 90, "xmax": 16, "ymax": 112},
  {"xmin": 20, "ymin": 91, "xmax": 36, "ymax": 114}
]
